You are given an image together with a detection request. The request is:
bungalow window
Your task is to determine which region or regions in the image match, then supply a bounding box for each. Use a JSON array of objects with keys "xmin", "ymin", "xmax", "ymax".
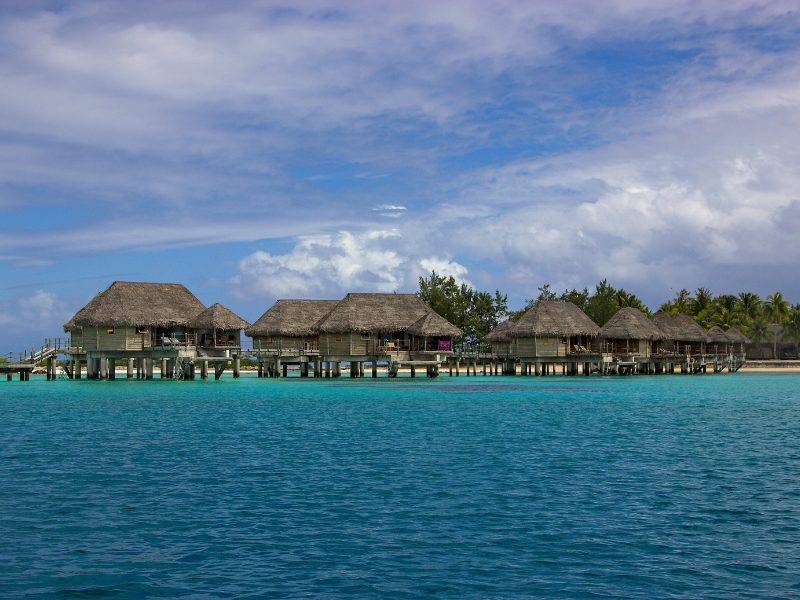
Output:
[
  {"xmin": 361, "ymin": 332, "xmax": 370, "ymax": 341},
  {"xmin": 136, "ymin": 326, "xmax": 147, "ymax": 334},
  {"xmin": 335, "ymin": 333, "xmax": 342, "ymax": 342},
  {"xmin": 106, "ymin": 327, "xmax": 115, "ymax": 334}
]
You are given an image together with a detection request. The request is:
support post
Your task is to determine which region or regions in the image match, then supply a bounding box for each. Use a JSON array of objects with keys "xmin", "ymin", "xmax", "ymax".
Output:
[
  {"xmin": 372, "ymin": 362, "xmax": 378, "ymax": 378},
  {"xmin": 233, "ymin": 354, "xmax": 240, "ymax": 379},
  {"xmin": 201, "ymin": 360, "xmax": 208, "ymax": 380}
]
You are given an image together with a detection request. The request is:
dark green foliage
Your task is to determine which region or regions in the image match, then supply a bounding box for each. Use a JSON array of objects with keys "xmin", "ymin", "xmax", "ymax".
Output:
[{"xmin": 417, "ymin": 271, "xmax": 508, "ymax": 342}]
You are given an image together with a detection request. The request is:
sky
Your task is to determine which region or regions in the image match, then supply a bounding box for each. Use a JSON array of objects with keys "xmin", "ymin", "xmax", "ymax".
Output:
[{"xmin": 1, "ymin": 0, "xmax": 799, "ymax": 352}]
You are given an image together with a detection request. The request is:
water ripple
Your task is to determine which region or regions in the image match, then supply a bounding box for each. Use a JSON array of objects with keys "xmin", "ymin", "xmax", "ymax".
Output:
[{"xmin": 1, "ymin": 374, "xmax": 799, "ymax": 598}]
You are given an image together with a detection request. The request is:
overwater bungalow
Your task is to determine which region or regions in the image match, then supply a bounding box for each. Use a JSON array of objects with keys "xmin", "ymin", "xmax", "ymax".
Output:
[
  {"xmin": 485, "ymin": 320, "xmax": 516, "ymax": 357},
  {"xmin": 245, "ymin": 299, "xmax": 338, "ymax": 353},
  {"xmin": 599, "ymin": 307, "xmax": 665, "ymax": 360},
  {"xmin": 69, "ymin": 281, "xmax": 205, "ymax": 352},
  {"xmin": 706, "ymin": 325, "xmax": 731, "ymax": 355},
  {"xmin": 725, "ymin": 327, "xmax": 749, "ymax": 356},
  {"xmin": 652, "ymin": 310, "xmax": 707, "ymax": 356},
  {"xmin": 670, "ymin": 314, "xmax": 707, "ymax": 356},
  {"xmin": 189, "ymin": 303, "xmax": 249, "ymax": 351},
  {"xmin": 512, "ymin": 301, "xmax": 599, "ymax": 358},
  {"xmin": 314, "ymin": 293, "xmax": 460, "ymax": 376},
  {"xmin": 62, "ymin": 281, "xmax": 242, "ymax": 380},
  {"xmin": 508, "ymin": 301, "xmax": 601, "ymax": 376},
  {"xmin": 315, "ymin": 293, "xmax": 460, "ymax": 356}
]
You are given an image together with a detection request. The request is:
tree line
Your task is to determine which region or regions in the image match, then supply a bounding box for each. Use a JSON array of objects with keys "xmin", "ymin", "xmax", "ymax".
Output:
[{"xmin": 417, "ymin": 271, "xmax": 800, "ymax": 357}]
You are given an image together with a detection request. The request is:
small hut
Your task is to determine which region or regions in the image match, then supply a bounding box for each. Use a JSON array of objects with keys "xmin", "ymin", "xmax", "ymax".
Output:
[
  {"xmin": 706, "ymin": 325, "xmax": 731, "ymax": 355},
  {"xmin": 67, "ymin": 281, "xmax": 206, "ymax": 351},
  {"xmin": 245, "ymin": 299, "xmax": 338, "ymax": 353},
  {"xmin": 406, "ymin": 311, "xmax": 461, "ymax": 352},
  {"xmin": 485, "ymin": 320, "xmax": 516, "ymax": 357},
  {"xmin": 512, "ymin": 301, "xmax": 599, "ymax": 358},
  {"xmin": 599, "ymin": 307, "xmax": 664, "ymax": 358},
  {"xmin": 670, "ymin": 313, "xmax": 708, "ymax": 355},
  {"xmin": 315, "ymin": 293, "xmax": 459, "ymax": 356},
  {"xmin": 189, "ymin": 303, "xmax": 249, "ymax": 349},
  {"xmin": 652, "ymin": 310, "xmax": 707, "ymax": 355},
  {"xmin": 725, "ymin": 327, "xmax": 749, "ymax": 356}
]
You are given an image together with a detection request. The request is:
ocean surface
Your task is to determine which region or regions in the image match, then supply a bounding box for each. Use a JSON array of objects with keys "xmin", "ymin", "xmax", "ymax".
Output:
[{"xmin": 1, "ymin": 373, "xmax": 799, "ymax": 598}]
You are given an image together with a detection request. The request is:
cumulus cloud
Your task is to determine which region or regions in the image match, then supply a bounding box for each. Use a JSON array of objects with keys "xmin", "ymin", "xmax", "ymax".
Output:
[
  {"xmin": 232, "ymin": 229, "xmax": 470, "ymax": 301},
  {"xmin": 1, "ymin": 0, "xmax": 799, "ymax": 312}
]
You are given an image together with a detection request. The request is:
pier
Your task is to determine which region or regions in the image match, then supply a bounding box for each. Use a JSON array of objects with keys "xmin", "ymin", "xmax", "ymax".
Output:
[{"xmin": 3, "ymin": 282, "xmax": 750, "ymax": 383}]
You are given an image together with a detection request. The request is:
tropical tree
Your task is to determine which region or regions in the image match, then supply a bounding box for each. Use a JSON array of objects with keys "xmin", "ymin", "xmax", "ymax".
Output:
[
  {"xmin": 693, "ymin": 287, "xmax": 713, "ymax": 315},
  {"xmin": 765, "ymin": 292, "xmax": 790, "ymax": 324},
  {"xmin": 764, "ymin": 292, "xmax": 791, "ymax": 358},
  {"xmin": 671, "ymin": 289, "xmax": 693, "ymax": 314},
  {"xmin": 748, "ymin": 315, "xmax": 770, "ymax": 359},
  {"xmin": 417, "ymin": 271, "xmax": 507, "ymax": 343},
  {"xmin": 737, "ymin": 292, "xmax": 762, "ymax": 320},
  {"xmin": 784, "ymin": 307, "xmax": 800, "ymax": 358}
]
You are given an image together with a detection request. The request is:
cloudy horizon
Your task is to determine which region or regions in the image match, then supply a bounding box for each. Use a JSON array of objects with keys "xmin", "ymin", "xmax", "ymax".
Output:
[{"xmin": 1, "ymin": 0, "xmax": 799, "ymax": 351}]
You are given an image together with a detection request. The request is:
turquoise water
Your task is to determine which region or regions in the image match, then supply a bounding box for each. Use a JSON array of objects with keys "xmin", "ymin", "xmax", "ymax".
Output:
[{"xmin": 2, "ymin": 374, "xmax": 800, "ymax": 598}]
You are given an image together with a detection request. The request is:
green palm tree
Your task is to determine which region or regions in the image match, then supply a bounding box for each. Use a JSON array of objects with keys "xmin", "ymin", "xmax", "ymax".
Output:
[
  {"xmin": 766, "ymin": 292, "xmax": 790, "ymax": 324},
  {"xmin": 748, "ymin": 315, "xmax": 769, "ymax": 359},
  {"xmin": 765, "ymin": 293, "xmax": 791, "ymax": 359},
  {"xmin": 673, "ymin": 289, "xmax": 693, "ymax": 314},
  {"xmin": 784, "ymin": 307, "xmax": 800, "ymax": 358},
  {"xmin": 694, "ymin": 287, "xmax": 713, "ymax": 315},
  {"xmin": 737, "ymin": 292, "xmax": 762, "ymax": 320}
]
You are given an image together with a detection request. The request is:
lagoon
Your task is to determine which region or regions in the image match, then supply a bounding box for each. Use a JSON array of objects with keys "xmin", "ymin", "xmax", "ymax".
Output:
[{"xmin": 1, "ymin": 374, "xmax": 799, "ymax": 598}]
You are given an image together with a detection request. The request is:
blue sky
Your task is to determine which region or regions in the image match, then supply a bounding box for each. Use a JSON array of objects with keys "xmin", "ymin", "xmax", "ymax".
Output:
[{"xmin": 1, "ymin": 0, "xmax": 799, "ymax": 352}]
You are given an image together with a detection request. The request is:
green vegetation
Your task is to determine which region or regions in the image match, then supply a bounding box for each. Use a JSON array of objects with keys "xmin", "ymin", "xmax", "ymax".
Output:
[
  {"xmin": 417, "ymin": 271, "xmax": 507, "ymax": 343},
  {"xmin": 417, "ymin": 271, "xmax": 800, "ymax": 357}
]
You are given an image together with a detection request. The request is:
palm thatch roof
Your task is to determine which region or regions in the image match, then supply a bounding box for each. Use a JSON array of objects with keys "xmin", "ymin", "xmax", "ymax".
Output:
[
  {"xmin": 726, "ymin": 327, "xmax": 750, "ymax": 344},
  {"xmin": 69, "ymin": 281, "xmax": 206, "ymax": 328},
  {"xmin": 315, "ymin": 293, "xmax": 459, "ymax": 334},
  {"xmin": 651, "ymin": 309, "xmax": 678, "ymax": 337},
  {"xmin": 189, "ymin": 303, "xmax": 249, "ymax": 330},
  {"xmin": 706, "ymin": 325, "xmax": 731, "ymax": 344},
  {"xmin": 406, "ymin": 310, "xmax": 462, "ymax": 337},
  {"xmin": 485, "ymin": 319, "xmax": 516, "ymax": 342},
  {"xmin": 670, "ymin": 313, "xmax": 708, "ymax": 343},
  {"xmin": 513, "ymin": 301, "xmax": 599, "ymax": 337},
  {"xmin": 600, "ymin": 307, "xmax": 665, "ymax": 340},
  {"xmin": 245, "ymin": 299, "xmax": 339, "ymax": 337}
]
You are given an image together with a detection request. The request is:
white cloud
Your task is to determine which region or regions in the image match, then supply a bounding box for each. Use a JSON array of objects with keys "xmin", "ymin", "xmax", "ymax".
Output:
[
  {"xmin": 0, "ymin": 290, "xmax": 71, "ymax": 352},
  {"xmin": 418, "ymin": 258, "xmax": 472, "ymax": 287},
  {"xmin": 232, "ymin": 229, "xmax": 471, "ymax": 301}
]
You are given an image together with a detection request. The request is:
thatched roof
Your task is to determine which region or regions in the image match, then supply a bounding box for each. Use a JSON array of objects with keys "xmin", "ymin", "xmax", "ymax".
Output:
[
  {"xmin": 69, "ymin": 281, "xmax": 206, "ymax": 328},
  {"xmin": 600, "ymin": 307, "xmax": 665, "ymax": 340},
  {"xmin": 670, "ymin": 313, "xmax": 708, "ymax": 343},
  {"xmin": 726, "ymin": 327, "xmax": 750, "ymax": 344},
  {"xmin": 652, "ymin": 310, "xmax": 707, "ymax": 342},
  {"xmin": 315, "ymin": 293, "xmax": 459, "ymax": 334},
  {"xmin": 190, "ymin": 303, "xmax": 249, "ymax": 330},
  {"xmin": 513, "ymin": 301, "xmax": 599, "ymax": 337},
  {"xmin": 245, "ymin": 299, "xmax": 338, "ymax": 337},
  {"xmin": 651, "ymin": 309, "xmax": 678, "ymax": 337},
  {"xmin": 406, "ymin": 311, "xmax": 462, "ymax": 337},
  {"xmin": 485, "ymin": 319, "xmax": 516, "ymax": 342},
  {"xmin": 706, "ymin": 325, "xmax": 731, "ymax": 344},
  {"xmin": 63, "ymin": 291, "xmax": 106, "ymax": 332}
]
